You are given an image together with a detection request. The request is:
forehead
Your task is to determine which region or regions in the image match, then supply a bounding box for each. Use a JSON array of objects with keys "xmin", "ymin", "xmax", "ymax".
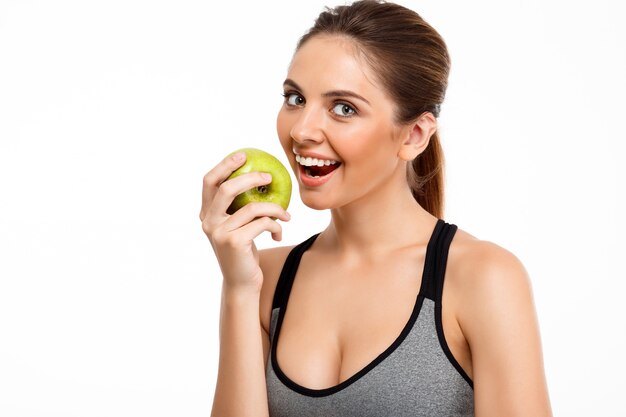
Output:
[{"xmin": 287, "ymin": 35, "xmax": 382, "ymax": 97}]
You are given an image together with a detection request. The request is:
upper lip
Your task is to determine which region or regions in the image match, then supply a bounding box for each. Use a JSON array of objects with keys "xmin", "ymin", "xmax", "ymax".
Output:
[{"xmin": 292, "ymin": 149, "xmax": 340, "ymax": 162}]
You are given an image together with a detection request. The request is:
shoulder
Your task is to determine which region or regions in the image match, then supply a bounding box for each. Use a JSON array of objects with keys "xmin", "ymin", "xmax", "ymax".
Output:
[
  {"xmin": 448, "ymin": 227, "xmax": 551, "ymax": 414},
  {"xmin": 448, "ymin": 227, "xmax": 533, "ymax": 315},
  {"xmin": 258, "ymin": 244, "xmax": 297, "ymax": 335},
  {"xmin": 447, "ymin": 227, "xmax": 534, "ymax": 331}
]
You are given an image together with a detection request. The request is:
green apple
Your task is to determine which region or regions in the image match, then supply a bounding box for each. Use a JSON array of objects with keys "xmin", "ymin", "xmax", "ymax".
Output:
[{"xmin": 226, "ymin": 148, "xmax": 292, "ymax": 215}]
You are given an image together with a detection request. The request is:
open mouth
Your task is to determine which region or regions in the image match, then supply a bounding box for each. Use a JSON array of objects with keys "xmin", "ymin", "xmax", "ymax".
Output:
[
  {"xmin": 302, "ymin": 163, "xmax": 341, "ymax": 178},
  {"xmin": 295, "ymin": 154, "xmax": 342, "ymax": 179}
]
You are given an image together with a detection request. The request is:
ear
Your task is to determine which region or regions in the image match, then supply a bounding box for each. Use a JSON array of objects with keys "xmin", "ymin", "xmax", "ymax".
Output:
[{"xmin": 397, "ymin": 112, "xmax": 437, "ymax": 161}]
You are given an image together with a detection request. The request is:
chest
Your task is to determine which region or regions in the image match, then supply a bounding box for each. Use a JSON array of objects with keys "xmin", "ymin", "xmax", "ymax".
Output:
[
  {"xmin": 274, "ymin": 253, "xmax": 426, "ymax": 389},
  {"xmin": 268, "ymin": 298, "xmax": 475, "ymax": 416}
]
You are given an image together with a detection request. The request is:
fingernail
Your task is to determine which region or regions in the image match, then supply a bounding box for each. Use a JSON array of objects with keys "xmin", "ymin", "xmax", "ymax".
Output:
[
  {"xmin": 232, "ymin": 152, "xmax": 245, "ymax": 162},
  {"xmin": 285, "ymin": 211, "xmax": 291, "ymax": 220},
  {"xmin": 262, "ymin": 173, "xmax": 272, "ymax": 181}
]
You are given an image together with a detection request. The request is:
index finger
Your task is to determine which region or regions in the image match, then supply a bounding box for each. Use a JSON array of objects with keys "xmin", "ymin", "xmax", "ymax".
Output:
[{"xmin": 200, "ymin": 151, "xmax": 246, "ymax": 220}]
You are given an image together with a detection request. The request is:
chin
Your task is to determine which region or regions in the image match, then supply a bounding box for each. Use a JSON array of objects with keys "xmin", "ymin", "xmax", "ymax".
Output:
[{"xmin": 299, "ymin": 192, "xmax": 334, "ymax": 211}]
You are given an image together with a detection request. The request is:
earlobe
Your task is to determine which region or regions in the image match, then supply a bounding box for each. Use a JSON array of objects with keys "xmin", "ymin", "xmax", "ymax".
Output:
[{"xmin": 397, "ymin": 112, "xmax": 437, "ymax": 161}]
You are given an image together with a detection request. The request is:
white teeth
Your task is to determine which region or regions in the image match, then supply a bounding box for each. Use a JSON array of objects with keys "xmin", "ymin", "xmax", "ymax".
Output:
[{"xmin": 295, "ymin": 154, "xmax": 339, "ymax": 166}]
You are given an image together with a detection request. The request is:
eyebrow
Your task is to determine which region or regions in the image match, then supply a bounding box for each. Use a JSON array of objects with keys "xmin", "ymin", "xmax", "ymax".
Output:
[{"xmin": 283, "ymin": 78, "xmax": 371, "ymax": 106}]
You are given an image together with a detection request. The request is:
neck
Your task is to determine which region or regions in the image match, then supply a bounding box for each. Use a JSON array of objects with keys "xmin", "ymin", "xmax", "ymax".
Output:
[{"xmin": 319, "ymin": 168, "xmax": 438, "ymax": 259}]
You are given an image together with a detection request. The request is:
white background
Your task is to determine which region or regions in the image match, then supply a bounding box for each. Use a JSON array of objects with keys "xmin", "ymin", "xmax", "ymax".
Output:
[{"xmin": 1, "ymin": 0, "xmax": 624, "ymax": 415}]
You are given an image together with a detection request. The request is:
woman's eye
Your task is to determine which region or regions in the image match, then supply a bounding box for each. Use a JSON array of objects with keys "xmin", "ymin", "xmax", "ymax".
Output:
[
  {"xmin": 332, "ymin": 103, "xmax": 356, "ymax": 118},
  {"xmin": 283, "ymin": 92, "xmax": 304, "ymax": 106},
  {"xmin": 282, "ymin": 92, "xmax": 355, "ymax": 118}
]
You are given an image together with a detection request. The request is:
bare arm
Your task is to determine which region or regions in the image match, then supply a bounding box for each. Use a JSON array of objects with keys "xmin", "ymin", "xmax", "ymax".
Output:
[
  {"xmin": 459, "ymin": 242, "xmax": 553, "ymax": 416},
  {"xmin": 199, "ymin": 152, "xmax": 290, "ymax": 417},
  {"xmin": 210, "ymin": 287, "xmax": 270, "ymax": 417}
]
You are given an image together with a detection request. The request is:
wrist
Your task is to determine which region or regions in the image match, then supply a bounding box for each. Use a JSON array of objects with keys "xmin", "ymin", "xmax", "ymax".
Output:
[{"xmin": 221, "ymin": 284, "xmax": 261, "ymax": 305}]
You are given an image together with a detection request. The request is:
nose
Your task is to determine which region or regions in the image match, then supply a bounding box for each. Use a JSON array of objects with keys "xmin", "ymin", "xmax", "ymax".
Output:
[{"xmin": 289, "ymin": 103, "xmax": 326, "ymax": 145}]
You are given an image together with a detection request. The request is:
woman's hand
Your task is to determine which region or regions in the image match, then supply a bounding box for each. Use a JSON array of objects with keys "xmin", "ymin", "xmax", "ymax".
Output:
[{"xmin": 199, "ymin": 151, "xmax": 291, "ymax": 294}]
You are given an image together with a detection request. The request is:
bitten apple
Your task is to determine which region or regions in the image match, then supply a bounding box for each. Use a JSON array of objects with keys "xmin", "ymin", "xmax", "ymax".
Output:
[{"xmin": 226, "ymin": 148, "xmax": 292, "ymax": 215}]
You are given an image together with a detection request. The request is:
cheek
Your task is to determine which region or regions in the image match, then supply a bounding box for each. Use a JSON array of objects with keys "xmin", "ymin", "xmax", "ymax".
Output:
[
  {"xmin": 276, "ymin": 109, "xmax": 286, "ymax": 137},
  {"xmin": 338, "ymin": 130, "xmax": 397, "ymax": 180},
  {"xmin": 276, "ymin": 110, "xmax": 292, "ymax": 146},
  {"xmin": 276, "ymin": 110, "xmax": 296, "ymax": 169},
  {"xmin": 337, "ymin": 127, "xmax": 388, "ymax": 163}
]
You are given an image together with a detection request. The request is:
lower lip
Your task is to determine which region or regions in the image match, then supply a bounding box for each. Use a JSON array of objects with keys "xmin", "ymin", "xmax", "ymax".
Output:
[{"xmin": 297, "ymin": 163, "xmax": 339, "ymax": 187}]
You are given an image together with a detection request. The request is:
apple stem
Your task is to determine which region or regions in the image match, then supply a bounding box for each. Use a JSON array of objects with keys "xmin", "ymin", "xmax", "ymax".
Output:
[{"xmin": 256, "ymin": 185, "xmax": 268, "ymax": 194}]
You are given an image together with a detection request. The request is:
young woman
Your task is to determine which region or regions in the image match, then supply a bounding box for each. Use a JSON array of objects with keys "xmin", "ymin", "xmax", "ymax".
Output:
[{"xmin": 200, "ymin": 1, "xmax": 553, "ymax": 416}]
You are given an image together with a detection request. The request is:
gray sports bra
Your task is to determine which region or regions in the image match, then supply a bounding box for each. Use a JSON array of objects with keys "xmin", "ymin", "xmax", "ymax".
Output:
[{"xmin": 266, "ymin": 218, "xmax": 474, "ymax": 416}]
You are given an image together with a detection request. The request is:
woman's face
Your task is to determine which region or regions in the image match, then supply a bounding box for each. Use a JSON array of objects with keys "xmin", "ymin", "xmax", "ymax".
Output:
[{"xmin": 276, "ymin": 35, "xmax": 409, "ymax": 211}]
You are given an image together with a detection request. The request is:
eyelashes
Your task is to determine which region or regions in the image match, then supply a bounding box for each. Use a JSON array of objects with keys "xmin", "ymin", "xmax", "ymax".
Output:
[
  {"xmin": 281, "ymin": 91, "xmax": 358, "ymax": 119},
  {"xmin": 281, "ymin": 91, "xmax": 304, "ymax": 107}
]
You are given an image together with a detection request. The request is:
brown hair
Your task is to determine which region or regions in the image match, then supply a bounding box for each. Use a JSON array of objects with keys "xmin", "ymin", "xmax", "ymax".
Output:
[{"xmin": 295, "ymin": 0, "xmax": 451, "ymax": 219}]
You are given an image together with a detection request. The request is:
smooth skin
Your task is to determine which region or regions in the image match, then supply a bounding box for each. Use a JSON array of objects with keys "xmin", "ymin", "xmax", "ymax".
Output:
[{"xmin": 202, "ymin": 34, "xmax": 553, "ymax": 417}]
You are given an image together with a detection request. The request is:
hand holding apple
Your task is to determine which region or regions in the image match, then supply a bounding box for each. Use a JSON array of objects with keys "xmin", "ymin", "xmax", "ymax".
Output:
[
  {"xmin": 225, "ymin": 148, "xmax": 292, "ymax": 215},
  {"xmin": 199, "ymin": 149, "xmax": 291, "ymax": 293}
]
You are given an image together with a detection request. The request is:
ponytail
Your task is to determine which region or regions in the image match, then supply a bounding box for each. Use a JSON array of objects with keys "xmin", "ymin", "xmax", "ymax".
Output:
[{"xmin": 407, "ymin": 130, "xmax": 445, "ymax": 219}]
